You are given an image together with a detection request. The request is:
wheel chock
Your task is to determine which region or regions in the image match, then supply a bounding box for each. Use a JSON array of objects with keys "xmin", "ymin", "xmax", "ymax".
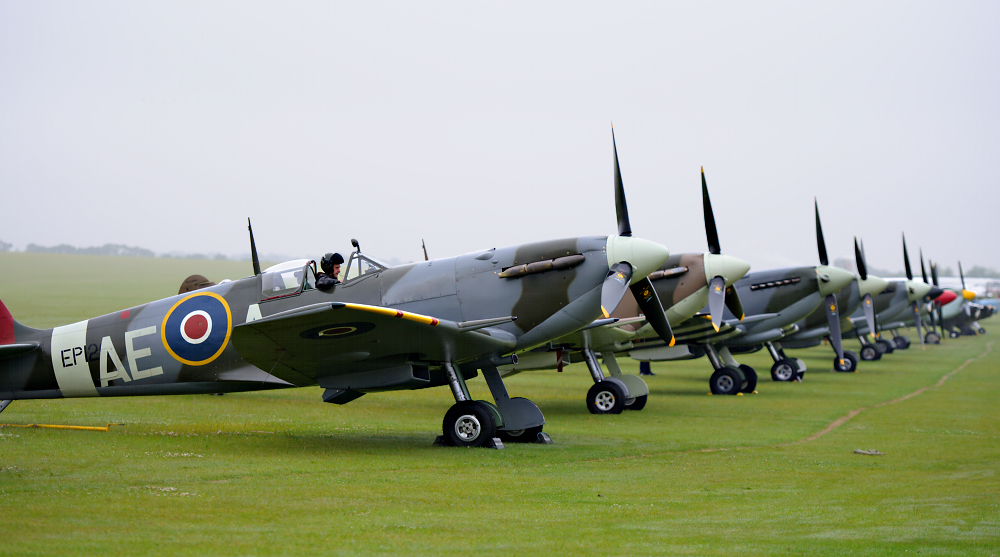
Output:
[{"xmin": 535, "ymin": 432, "xmax": 553, "ymax": 444}]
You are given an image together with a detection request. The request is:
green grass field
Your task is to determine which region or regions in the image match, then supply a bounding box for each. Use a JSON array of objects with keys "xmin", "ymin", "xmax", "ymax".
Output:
[{"xmin": 1, "ymin": 253, "xmax": 998, "ymax": 556}]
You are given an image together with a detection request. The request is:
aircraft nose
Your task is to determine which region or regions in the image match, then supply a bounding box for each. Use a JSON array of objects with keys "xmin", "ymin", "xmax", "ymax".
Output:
[
  {"xmin": 962, "ymin": 289, "xmax": 976, "ymax": 301},
  {"xmin": 906, "ymin": 280, "xmax": 932, "ymax": 302},
  {"xmin": 858, "ymin": 275, "xmax": 889, "ymax": 298},
  {"xmin": 816, "ymin": 265, "xmax": 855, "ymax": 295},
  {"xmin": 606, "ymin": 235, "xmax": 671, "ymax": 284},
  {"xmin": 703, "ymin": 253, "xmax": 751, "ymax": 286},
  {"xmin": 927, "ymin": 286, "xmax": 944, "ymax": 300}
]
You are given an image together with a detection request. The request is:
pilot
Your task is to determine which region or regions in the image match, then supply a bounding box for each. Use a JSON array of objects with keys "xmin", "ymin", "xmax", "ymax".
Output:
[{"xmin": 317, "ymin": 252, "xmax": 344, "ymax": 290}]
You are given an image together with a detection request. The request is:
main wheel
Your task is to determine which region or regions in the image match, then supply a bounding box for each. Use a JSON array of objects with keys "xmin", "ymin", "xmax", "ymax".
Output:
[
  {"xmin": 738, "ymin": 364, "xmax": 757, "ymax": 393},
  {"xmin": 950, "ymin": 331, "xmax": 960, "ymax": 338},
  {"xmin": 893, "ymin": 336, "xmax": 910, "ymax": 349},
  {"xmin": 834, "ymin": 351, "xmax": 858, "ymax": 372},
  {"xmin": 770, "ymin": 359, "xmax": 796, "ymax": 382},
  {"xmin": 979, "ymin": 327, "xmax": 987, "ymax": 334},
  {"xmin": 443, "ymin": 401, "xmax": 497, "ymax": 448},
  {"xmin": 876, "ymin": 339, "xmax": 894, "ymax": 354},
  {"xmin": 925, "ymin": 331, "xmax": 941, "ymax": 344},
  {"xmin": 709, "ymin": 367, "xmax": 742, "ymax": 395},
  {"xmin": 624, "ymin": 394, "xmax": 648, "ymax": 411},
  {"xmin": 587, "ymin": 381, "xmax": 626, "ymax": 414},
  {"xmin": 498, "ymin": 425, "xmax": 544, "ymax": 443},
  {"xmin": 860, "ymin": 345, "xmax": 880, "ymax": 361},
  {"xmin": 873, "ymin": 340, "xmax": 887, "ymax": 355}
]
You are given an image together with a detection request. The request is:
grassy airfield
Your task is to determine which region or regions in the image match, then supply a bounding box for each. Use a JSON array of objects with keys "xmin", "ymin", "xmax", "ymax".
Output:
[{"xmin": 1, "ymin": 253, "xmax": 998, "ymax": 556}]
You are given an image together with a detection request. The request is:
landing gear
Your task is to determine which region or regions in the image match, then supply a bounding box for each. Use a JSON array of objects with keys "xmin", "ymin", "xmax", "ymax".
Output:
[
  {"xmin": 738, "ymin": 364, "xmax": 757, "ymax": 393},
  {"xmin": 770, "ymin": 359, "xmax": 797, "ymax": 382},
  {"xmin": 587, "ymin": 381, "xmax": 626, "ymax": 414},
  {"xmin": 834, "ymin": 350, "xmax": 858, "ymax": 372},
  {"xmin": 709, "ymin": 367, "xmax": 743, "ymax": 395},
  {"xmin": 859, "ymin": 345, "xmax": 879, "ymax": 361},
  {"xmin": 925, "ymin": 331, "xmax": 941, "ymax": 344},
  {"xmin": 950, "ymin": 331, "xmax": 960, "ymax": 338},
  {"xmin": 625, "ymin": 395, "xmax": 648, "ymax": 411},
  {"xmin": 498, "ymin": 425, "xmax": 545, "ymax": 443},
  {"xmin": 876, "ymin": 339, "xmax": 895, "ymax": 354},
  {"xmin": 443, "ymin": 401, "xmax": 497, "ymax": 447},
  {"xmin": 893, "ymin": 335, "xmax": 911, "ymax": 349},
  {"xmin": 979, "ymin": 327, "xmax": 987, "ymax": 334}
]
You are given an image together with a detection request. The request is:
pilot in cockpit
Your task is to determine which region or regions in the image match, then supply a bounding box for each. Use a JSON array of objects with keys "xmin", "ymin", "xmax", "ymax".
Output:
[{"xmin": 317, "ymin": 252, "xmax": 344, "ymax": 290}]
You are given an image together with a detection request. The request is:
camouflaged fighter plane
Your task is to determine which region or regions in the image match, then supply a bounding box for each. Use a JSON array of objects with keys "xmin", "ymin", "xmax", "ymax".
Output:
[
  {"xmin": 0, "ymin": 133, "xmax": 675, "ymax": 448},
  {"xmin": 778, "ymin": 238, "xmax": 888, "ymax": 373},
  {"xmin": 917, "ymin": 260, "xmax": 984, "ymax": 338},
  {"xmin": 498, "ymin": 167, "xmax": 751, "ymax": 414},
  {"xmin": 844, "ymin": 235, "xmax": 941, "ymax": 359},
  {"xmin": 624, "ymin": 200, "xmax": 856, "ymax": 393}
]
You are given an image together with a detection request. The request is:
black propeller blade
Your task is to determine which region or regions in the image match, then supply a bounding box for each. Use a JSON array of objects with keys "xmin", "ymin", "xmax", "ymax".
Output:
[
  {"xmin": 931, "ymin": 261, "xmax": 946, "ymax": 340},
  {"xmin": 631, "ymin": 278, "xmax": 675, "ymax": 346},
  {"xmin": 959, "ymin": 261, "xmax": 966, "ymax": 290},
  {"xmin": 815, "ymin": 199, "xmax": 828, "ymax": 266},
  {"xmin": 912, "ymin": 301, "xmax": 925, "ymax": 349},
  {"xmin": 612, "ymin": 129, "xmax": 631, "ymax": 238},
  {"xmin": 920, "ymin": 248, "xmax": 929, "ymax": 284},
  {"xmin": 725, "ymin": 285, "xmax": 745, "ymax": 322},
  {"xmin": 903, "ymin": 233, "xmax": 913, "ymax": 281},
  {"xmin": 703, "ymin": 168, "xmax": 720, "ymax": 255},
  {"xmin": 854, "ymin": 237, "xmax": 867, "ymax": 280},
  {"xmin": 248, "ymin": 218, "xmax": 261, "ymax": 276},
  {"xmin": 601, "ymin": 262, "xmax": 634, "ymax": 318},
  {"xmin": 824, "ymin": 294, "xmax": 845, "ymax": 365}
]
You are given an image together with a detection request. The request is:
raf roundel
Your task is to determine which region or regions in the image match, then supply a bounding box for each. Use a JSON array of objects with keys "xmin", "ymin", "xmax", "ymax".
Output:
[{"xmin": 161, "ymin": 292, "xmax": 233, "ymax": 366}]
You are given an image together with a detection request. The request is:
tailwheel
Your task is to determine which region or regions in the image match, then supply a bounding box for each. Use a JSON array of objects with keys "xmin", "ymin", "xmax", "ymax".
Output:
[
  {"xmin": 926, "ymin": 331, "xmax": 941, "ymax": 344},
  {"xmin": 738, "ymin": 364, "xmax": 757, "ymax": 393},
  {"xmin": 770, "ymin": 359, "xmax": 797, "ymax": 382},
  {"xmin": 834, "ymin": 350, "xmax": 858, "ymax": 372},
  {"xmin": 498, "ymin": 425, "xmax": 544, "ymax": 443},
  {"xmin": 587, "ymin": 381, "xmax": 626, "ymax": 414},
  {"xmin": 709, "ymin": 367, "xmax": 743, "ymax": 395},
  {"xmin": 443, "ymin": 401, "xmax": 497, "ymax": 448},
  {"xmin": 624, "ymin": 394, "xmax": 647, "ymax": 411},
  {"xmin": 859, "ymin": 345, "xmax": 880, "ymax": 361},
  {"xmin": 876, "ymin": 339, "xmax": 895, "ymax": 354}
]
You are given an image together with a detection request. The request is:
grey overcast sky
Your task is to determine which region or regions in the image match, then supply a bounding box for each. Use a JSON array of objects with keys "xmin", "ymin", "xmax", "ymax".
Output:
[{"xmin": 2, "ymin": 2, "xmax": 998, "ymax": 273}]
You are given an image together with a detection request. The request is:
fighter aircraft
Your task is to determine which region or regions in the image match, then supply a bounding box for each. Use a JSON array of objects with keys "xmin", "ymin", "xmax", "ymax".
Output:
[
  {"xmin": 775, "ymin": 238, "xmax": 888, "ymax": 372},
  {"xmin": 0, "ymin": 132, "xmax": 674, "ymax": 448},
  {"xmin": 626, "ymin": 200, "xmax": 856, "ymax": 392},
  {"xmin": 498, "ymin": 167, "xmax": 751, "ymax": 414},
  {"xmin": 925, "ymin": 260, "xmax": 988, "ymax": 338}
]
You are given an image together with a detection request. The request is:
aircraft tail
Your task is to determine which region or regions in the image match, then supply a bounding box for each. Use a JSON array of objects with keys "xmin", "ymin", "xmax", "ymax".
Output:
[{"xmin": 0, "ymin": 297, "xmax": 39, "ymax": 345}]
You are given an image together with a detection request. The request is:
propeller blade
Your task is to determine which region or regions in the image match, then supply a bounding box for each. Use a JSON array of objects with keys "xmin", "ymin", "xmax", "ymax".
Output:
[
  {"xmin": 725, "ymin": 284, "xmax": 745, "ymax": 321},
  {"xmin": 815, "ymin": 199, "xmax": 828, "ymax": 266},
  {"xmin": 920, "ymin": 248, "xmax": 929, "ymax": 283},
  {"xmin": 959, "ymin": 261, "xmax": 966, "ymax": 289},
  {"xmin": 630, "ymin": 277, "xmax": 674, "ymax": 346},
  {"xmin": 862, "ymin": 293, "xmax": 877, "ymax": 338},
  {"xmin": 912, "ymin": 301, "xmax": 924, "ymax": 348},
  {"xmin": 248, "ymin": 218, "xmax": 261, "ymax": 276},
  {"xmin": 824, "ymin": 294, "xmax": 845, "ymax": 365},
  {"xmin": 422, "ymin": 239, "xmax": 429, "ymax": 261},
  {"xmin": 937, "ymin": 304, "xmax": 946, "ymax": 341},
  {"xmin": 931, "ymin": 261, "xmax": 939, "ymax": 286},
  {"xmin": 707, "ymin": 276, "xmax": 726, "ymax": 331},
  {"xmin": 612, "ymin": 129, "xmax": 632, "ymax": 237},
  {"xmin": 600, "ymin": 262, "xmax": 634, "ymax": 318},
  {"xmin": 902, "ymin": 233, "xmax": 913, "ymax": 281},
  {"xmin": 854, "ymin": 237, "xmax": 867, "ymax": 280},
  {"xmin": 702, "ymin": 168, "xmax": 721, "ymax": 255}
]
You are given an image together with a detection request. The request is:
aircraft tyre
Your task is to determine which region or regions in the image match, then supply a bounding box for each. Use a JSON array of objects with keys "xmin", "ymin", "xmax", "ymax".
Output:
[
  {"xmin": 925, "ymin": 332, "xmax": 941, "ymax": 344},
  {"xmin": 873, "ymin": 341, "xmax": 887, "ymax": 355},
  {"xmin": 587, "ymin": 381, "xmax": 626, "ymax": 414},
  {"xmin": 770, "ymin": 359, "xmax": 797, "ymax": 382},
  {"xmin": 498, "ymin": 425, "xmax": 544, "ymax": 443},
  {"xmin": 709, "ymin": 367, "xmax": 743, "ymax": 395},
  {"xmin": 738, "ymin": 365, "xmax": 757, "ymax": 393},
  {"xmin": 834, "ymin": 351, "xmax": 858, "ymax": 372},
  {"xmin": 950, "ymin": 331, "xmax": 960, "ymax": 338},
  {"xmin": 979, "ymin": 327, "xmax": 987, "ymax": 334},
  {"xmin": 443, "ymin": 401, "xmax": 497, "ymax": 448},
  {"xmin": 624, "ymin": 395, "xmax": 647, "ymax": 411},
  {"xmin": 894, "ymin": 336, "xmax": 911, "ymax": 349},
  {"xmin": 877, "ymin": 339, "xmax": 895, "ymax": 354},
  {"xmin": 860, "ymin": 345, "xmax": 880, "ymax": 361}
]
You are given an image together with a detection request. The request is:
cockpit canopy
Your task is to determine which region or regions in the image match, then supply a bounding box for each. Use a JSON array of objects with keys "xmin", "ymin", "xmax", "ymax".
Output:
[
  {"xmin": 342, "ymin": 252, "xmax": 388, "ymax": 283},
  {"xmin": 260, "ymin": 259, "xmax": 316, "ymax": 300}
]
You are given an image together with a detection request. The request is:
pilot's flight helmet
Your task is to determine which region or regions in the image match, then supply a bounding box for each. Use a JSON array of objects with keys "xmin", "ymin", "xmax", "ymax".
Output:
[{"xmin": 321, "ymin": 252, "xmax": 345, "ymax": 274}]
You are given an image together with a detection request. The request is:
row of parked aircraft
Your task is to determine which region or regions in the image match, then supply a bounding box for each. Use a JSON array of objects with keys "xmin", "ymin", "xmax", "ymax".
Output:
[{"xmin": 0, "ymin": 131, "xmax": 992, "ymax": 447}]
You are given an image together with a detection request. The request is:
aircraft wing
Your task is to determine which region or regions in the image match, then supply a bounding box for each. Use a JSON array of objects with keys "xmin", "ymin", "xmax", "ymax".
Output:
[{"xmin": 231, "ymin": 302, "xmax": 516, "ymax": 386}]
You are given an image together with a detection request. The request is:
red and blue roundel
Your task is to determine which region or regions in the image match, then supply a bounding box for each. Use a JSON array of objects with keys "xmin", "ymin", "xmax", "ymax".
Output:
[{"xmin": 160, "ymin": 292, "xmax": 232, "ymax": 366}]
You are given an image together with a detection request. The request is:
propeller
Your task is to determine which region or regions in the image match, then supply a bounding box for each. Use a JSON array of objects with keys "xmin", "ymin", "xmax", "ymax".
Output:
[
  {"xmin": 903, "ymin": 233, "xmax": 913, "ymax": 281},
  {"xmin": 920, "ymin": 249, "xmax": 929, "ymax": 283},
  {"xmin": 932, "ymin": 261, "xmax": 946, "ymax": 339},
  {"xmin": 422, "ymin": 239, "xmax": 429, "ymax": 261},
  {"xmin": 815, "ymin": 199, "xmax": 828, "ymax": 266},
  {"xmin": 825, "ymin": 294, "xmax": 845, "ymax": 366},
  {"xmin": 856, "ymin": 238, "xmax": 878, "ymax": 337},
  {"xmin": 248, "ymin": 218, "xmax": 261, "ymax": 276},
  {"xmin": 959, "ymin": 261, "xmax": 966, "ymax": 290},
  {"xmin": 607, "ymin": 130, "xmax": 674, "ymax": 345},
  {"xmin": 912, "ymin": 300, "xmax": 925, "ymax": 349},
  {"xmin": 921, "ymin": 250, "xmax": 941, "ymax": 341},
  {"xmin": 702, "ymin": 167, "xmax": 745, "ymax": 330}
]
